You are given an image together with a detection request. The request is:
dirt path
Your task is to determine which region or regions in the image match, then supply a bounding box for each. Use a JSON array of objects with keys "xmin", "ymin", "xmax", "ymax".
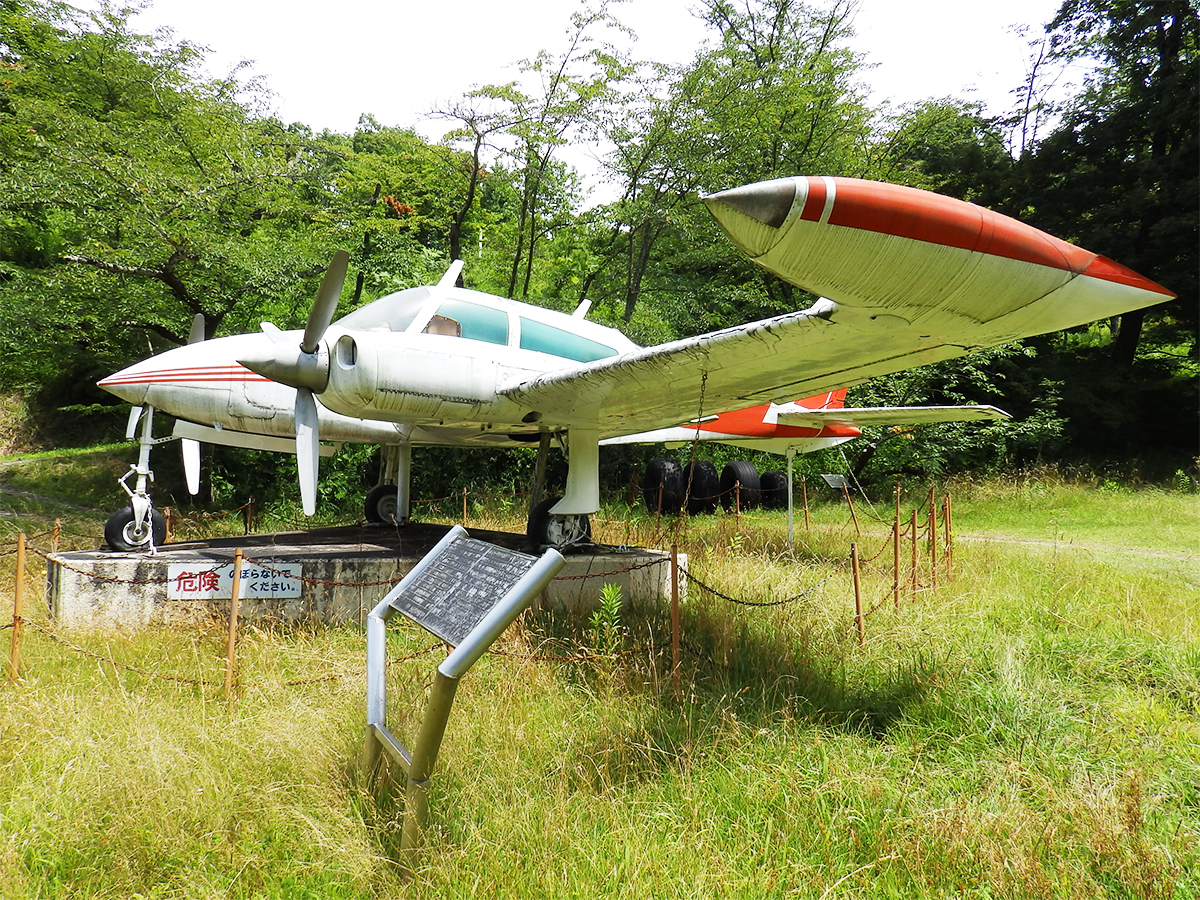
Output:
[{"xmin": 956, "ymin": 532, "xmax": 1198, "ymax": 564}]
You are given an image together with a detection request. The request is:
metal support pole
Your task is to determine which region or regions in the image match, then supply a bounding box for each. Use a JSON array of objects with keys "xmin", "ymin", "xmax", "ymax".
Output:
[
  {"xmin": 401, "ymin": 669, "xmax": 460, "ymax": 864},
  {"xmin": 786, "ymin": 449, "xmax": 795, "ymax": 554},
  {"xmin": 842, "ymin": 483, "xmax": 860, "ymax": 536},
  {"xmin": 527, "ymin": 434, "xmax": 550, "ymax": 521},
  {"xmin": 224, "ymin": 549, "xmax": 243, "ymax": 700}
]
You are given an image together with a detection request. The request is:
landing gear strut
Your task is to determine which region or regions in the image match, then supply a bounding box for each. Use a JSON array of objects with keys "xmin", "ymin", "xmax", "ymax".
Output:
[
  {"xmin": 105, "ymin": 405, "xmax": 171, "ymax": 552},
  {"xmin": 524, "ymin": 427, "xmax": 597, "ymax": 550},
  {"xmin": 364, "ymin": 441, "xmax": 412, "ymax": 525}
]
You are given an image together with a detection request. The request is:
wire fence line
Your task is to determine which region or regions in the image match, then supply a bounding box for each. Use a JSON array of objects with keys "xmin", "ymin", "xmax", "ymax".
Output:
[{"xmin": 5, "ymin": 488, "xmax": 960, "ymax": 687}]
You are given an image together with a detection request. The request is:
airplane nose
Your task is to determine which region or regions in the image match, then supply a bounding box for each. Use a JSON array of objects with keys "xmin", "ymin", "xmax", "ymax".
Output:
[
  {"xmin": 97, "ymin": 363, "xmax": 151, "ymax": 405},
  {"xmin": 703, "ymin": 177, "xmax": 797, "ymax": 258}
]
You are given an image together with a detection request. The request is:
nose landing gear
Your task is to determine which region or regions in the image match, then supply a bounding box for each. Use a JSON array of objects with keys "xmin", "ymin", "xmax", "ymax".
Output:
[{"xmin": 104, "ymin": 405, "xmax": 171, "ymax": 552}]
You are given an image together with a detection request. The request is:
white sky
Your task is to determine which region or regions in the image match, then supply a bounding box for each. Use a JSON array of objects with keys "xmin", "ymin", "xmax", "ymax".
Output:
[{"xmin": 117, "ymin": 0, "xmax": 1070, "ymax": 196}]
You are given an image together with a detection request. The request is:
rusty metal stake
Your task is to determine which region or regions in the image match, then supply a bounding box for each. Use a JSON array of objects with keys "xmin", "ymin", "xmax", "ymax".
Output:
[
  {"xmin": 9, "ymin": 533, "xmax": 25, "ymax": 682},
  {"xmin": 224, "ymin": 549, "xmax": 243, "ymax": 700},
  {"xmin": 910, "ymin": 509, "xmax": 918, "ymax": 600},
  {"xmin": 851, "ymin": 542, "xmax": 864, "ymax": 645},
  {"xmin": 801, "ymin": 474, "xmax": 811, "ymax": 532},
  {"xmin": 892, "ymin": 484, "xmax": 901, "ymax": 611},
  {"xmin": 928, "ymin": 487, "xmax": 938, "ymax": 591},
  {"xmin": 944, "ymin": 493, "xmax": 954, "ymax": 580}
]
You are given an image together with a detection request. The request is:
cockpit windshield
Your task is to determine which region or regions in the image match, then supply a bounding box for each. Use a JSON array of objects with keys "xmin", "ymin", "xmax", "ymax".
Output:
[{"xmin": 334, "ymin": 287, "xmax": 432, "ymax": 332}]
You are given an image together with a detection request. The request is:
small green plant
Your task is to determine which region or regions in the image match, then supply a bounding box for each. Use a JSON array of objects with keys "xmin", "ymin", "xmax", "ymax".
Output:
[
  {"xmin": 590, "ymin": 582, "xmax": 624, "ymax": 658},
  {"xmin": 728, "ymin": 531, "xmax": 744, "ymax": 555}
]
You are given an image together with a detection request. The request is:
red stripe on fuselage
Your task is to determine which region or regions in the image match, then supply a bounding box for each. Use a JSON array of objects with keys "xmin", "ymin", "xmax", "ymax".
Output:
[{"xmin": 98, "ymin": 366, "xmax": 270, "ymax": 386}]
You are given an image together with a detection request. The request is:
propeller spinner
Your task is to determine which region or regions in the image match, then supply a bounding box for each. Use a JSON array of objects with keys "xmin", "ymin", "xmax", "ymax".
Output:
[{"xmin": 237, "ymin": 250, "xmax": 350, "ymax": 515}]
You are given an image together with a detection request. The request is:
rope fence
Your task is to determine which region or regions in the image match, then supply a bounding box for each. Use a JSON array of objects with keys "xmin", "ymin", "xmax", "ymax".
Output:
[{"xmin": 4, "ymin": 486, "xmax": 960, "ymax": 688}]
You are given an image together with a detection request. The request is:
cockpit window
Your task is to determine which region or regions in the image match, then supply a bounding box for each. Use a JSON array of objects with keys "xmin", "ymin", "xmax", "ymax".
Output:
[
  {"xmin": 519, "ymin": 317, "xmax": 617, "ymax": 362},
  {"xmin": 426, "ymin": 298, "xmax": 509, "ymax": 345},
  {"xmin": 335, "ymin": 286, "xmax": 432, "ymax": 332}
]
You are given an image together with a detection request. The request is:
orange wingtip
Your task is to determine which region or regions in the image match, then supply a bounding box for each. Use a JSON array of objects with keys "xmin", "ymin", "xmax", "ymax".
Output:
[{"xmin": 1082, "ymin": 255, "xmax": 1175, "ymax": 297}]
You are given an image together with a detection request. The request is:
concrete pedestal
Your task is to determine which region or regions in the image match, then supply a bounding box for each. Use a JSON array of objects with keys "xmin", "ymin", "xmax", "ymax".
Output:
[{"xmin": 47, "ymin": 523, "xmax": 686, "ymax": 630}]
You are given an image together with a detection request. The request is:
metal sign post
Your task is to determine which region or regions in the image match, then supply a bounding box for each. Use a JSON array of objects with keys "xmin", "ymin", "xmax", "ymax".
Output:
[{"xmin": 363, "ymin": 525, "xmax": 565, "ymax": 867}]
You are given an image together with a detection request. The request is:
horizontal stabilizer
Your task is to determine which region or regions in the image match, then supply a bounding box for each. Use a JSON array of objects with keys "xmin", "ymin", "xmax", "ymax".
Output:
[{"xmin": 776, "ymin": 404, "xmax": 1009, "ymax": 429}]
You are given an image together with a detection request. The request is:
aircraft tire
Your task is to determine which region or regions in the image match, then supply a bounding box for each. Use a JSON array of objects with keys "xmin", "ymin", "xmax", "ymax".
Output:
[
  {"xmin": 527, "ymin": 496, "xmax": 591, "ymax": 548},
  {"xmin": 760, "ymin": 470, "xmax": 788, "ymax": 509},
  {"xmin": 684, "ymin": 460, "xmax": 720, "ymax": 515},
  {"xmin": 104, "ymin": 506, "xmax": 166, "ymax": 552},
  {"xmin": 364, "ymin": 484, "xmax": 400, "ymax": 524},
  {"xmin": 719, "ymin": 461, "xmax": 761, "ymax": 511},
  {"xmin": 643, "ymin": 458, "xmax": 685, "ymax": 514}
]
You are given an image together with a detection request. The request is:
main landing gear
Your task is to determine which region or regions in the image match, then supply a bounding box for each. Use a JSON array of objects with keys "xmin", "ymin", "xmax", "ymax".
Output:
[
  {"xmin": 524, "ymin": 428, "xmax": 598, "ymax": 551},
  {"xmin": 363, "ymin": 442, "xmax": 412, "ymax": 525},
  {"xmin": 104, "ymin": 405, "xmax": 171, "ymax": 552}
]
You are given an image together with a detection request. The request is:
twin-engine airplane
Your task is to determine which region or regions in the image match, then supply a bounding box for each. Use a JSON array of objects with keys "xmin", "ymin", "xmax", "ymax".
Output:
[{"xmin": 97, "ymin": 175, "xmax": 1174, "ymax": 551}]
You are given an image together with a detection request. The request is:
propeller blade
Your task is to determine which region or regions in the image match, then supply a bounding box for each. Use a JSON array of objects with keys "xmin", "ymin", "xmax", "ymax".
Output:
[
  {"xmin": 181, "ymin": 438, "xmax": 201, "ymax": 495},
  {"xmin": 302, "ymin": 250, "xmax": 350, "ymax": 354},
  {"xmin": 296, "ymin": 387, "xmax": 320, "ymax": 516},
  {"xmin": 188, "ymin": 314, "xmax": 206, "ymax": 345}
]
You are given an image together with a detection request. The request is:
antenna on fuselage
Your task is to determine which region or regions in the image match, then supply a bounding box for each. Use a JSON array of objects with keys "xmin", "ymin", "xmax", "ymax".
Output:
[
  {"xmin": 438, "ymin": 259, "xmax": 465, "ymax": 289},
  {"xmin": 572, "ymin": 298, "xmax": 592, "ymax": 319}
]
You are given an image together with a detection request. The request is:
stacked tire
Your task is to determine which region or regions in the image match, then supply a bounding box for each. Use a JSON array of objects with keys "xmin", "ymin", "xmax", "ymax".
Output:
[
  {"xmin": 718, "ymin": 461, "xmax": 761, "ymax": 511},
  {"xmin": 643, "ymin": 458, "xmax": 777, "ymax": 515},
  {"xmin": 642, "ymin": 458, "xmax": 685, "ymax": 514},
  {"xmin": 759, "ymin": 470, "xmax": 788, "ymax": 509}
]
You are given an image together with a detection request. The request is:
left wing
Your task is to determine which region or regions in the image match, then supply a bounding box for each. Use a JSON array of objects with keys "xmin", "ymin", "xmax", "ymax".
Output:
[{"xmin": 503, "ymin": 176, "xmax": 1171, "ymax": 440}]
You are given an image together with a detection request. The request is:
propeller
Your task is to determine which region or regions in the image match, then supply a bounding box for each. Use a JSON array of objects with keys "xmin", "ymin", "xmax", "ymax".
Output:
[
  {"xmin": 237, "ymin": 250, "xmax": 350, "ymax": 515},
  {"xmin": 183, "ymin": 312, "xmax": 207, "ymax": 495}
]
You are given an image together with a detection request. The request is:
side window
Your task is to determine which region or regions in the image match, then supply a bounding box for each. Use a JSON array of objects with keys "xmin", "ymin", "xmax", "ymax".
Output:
[
  {"xmin": 424, "ymin": 298, "xmax": 508, "ymax": 345},
  {"xmin": 519, "ymin": 317, "xmax": 616, "ymax": 363}
]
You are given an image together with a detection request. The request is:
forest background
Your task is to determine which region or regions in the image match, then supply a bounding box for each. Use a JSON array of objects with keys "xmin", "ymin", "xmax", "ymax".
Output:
[{"xmin": 0, "ymin": 0, "xmax": 1196, "ymax": 512}]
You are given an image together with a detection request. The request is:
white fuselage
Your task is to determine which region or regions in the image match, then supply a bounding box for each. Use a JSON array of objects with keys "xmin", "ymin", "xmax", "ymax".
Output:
[{"xmin": 98, "ymin": 285, "xmax": 641, "ymax": 448}]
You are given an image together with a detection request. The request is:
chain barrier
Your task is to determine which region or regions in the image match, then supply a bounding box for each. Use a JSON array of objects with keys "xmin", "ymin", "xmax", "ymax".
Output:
[{"xmin": 682, "ymin": 555, "xmax": 849, "ymax": 608}]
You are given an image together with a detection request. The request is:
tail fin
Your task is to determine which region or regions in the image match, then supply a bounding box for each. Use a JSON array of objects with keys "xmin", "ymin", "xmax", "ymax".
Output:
[{"xmin": 793, "ymin": 388, "xmax": 847, "ymax": 411}]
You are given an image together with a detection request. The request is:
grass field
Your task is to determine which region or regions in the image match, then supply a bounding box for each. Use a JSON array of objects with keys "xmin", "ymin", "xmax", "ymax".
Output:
[{"xmin": 0, "ymin": 452, "xmax": 1196, "ymax": 898}]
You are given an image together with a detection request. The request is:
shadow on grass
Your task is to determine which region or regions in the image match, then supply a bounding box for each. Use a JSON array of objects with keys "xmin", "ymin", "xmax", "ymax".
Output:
[{"xmin": 525, "ymin": 602, "xmax": 944, "ymax": 793}]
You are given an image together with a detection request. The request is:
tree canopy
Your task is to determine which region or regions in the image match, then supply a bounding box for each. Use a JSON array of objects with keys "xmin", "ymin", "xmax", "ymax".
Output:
[{"xmin": 0, "ymin": 0, "xmax": 1194, "ymax": 482}]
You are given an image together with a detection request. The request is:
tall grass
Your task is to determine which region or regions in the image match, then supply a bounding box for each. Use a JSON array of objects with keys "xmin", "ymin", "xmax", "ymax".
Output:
[{"xmin": 0, "ymin": 463, "xmax": 1196, "ymax": 897}]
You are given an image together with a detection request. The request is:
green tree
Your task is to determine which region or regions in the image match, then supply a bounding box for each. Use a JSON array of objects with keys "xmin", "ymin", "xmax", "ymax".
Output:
[
  {"xmin": 592, "ymin": 0, "xmax": 874, "ymax": 327},
  {"xmin": 0, "ymin": 0, "xmax": 337, "ymax": 396},
  {"xmin": 1021, "ymin": 0, "xmax": 1197, "ymax": 366}
]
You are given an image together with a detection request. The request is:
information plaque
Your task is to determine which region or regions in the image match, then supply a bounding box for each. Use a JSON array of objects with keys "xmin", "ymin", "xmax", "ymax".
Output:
[{"xmin": 388, "ymin": 535, "xmax": 537, "ymax": 646}]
